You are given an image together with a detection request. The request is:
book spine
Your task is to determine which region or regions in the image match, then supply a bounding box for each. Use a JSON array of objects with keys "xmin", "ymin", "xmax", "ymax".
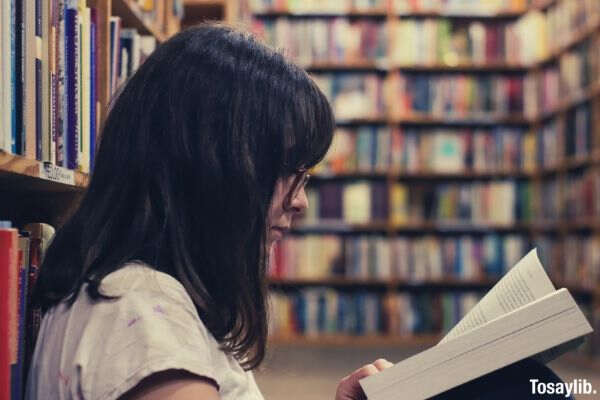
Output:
[
  {"xmin": 24, "ymin": 237, "xmax": 41, "ymax": 377},
  {"xmin": 65, "ymin": 3, "xmax": 79, "ymax": 170},
  {"xmin": 90, "ymin": 7, "xmax": 97, "ymax": 173},
  {"xmin": 16, "ymin": 235, "xmax": 30, "ymax": 400},
  {"xmin": 49, "ymin": 0, "xmax": 58, "ymax": 165},
  {"xmin": 35, "ymin": 0, "xmax": 43, "ymax": 160},
  {"xmin": 0, "ymin": 229, "xmax": 18, "ymax": 400},
  {"xmin": 57, "ymin": 0, "xmax": 65, "ymax": 167},
  {"xmin": 23, "ymin": 0, "xmax": 37, "ymax": 159}
]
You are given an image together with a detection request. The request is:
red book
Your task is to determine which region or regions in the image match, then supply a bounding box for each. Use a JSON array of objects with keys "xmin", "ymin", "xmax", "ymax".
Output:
[{"xmin": 0, "ymin": 228, "xmax": 18, "ymax": 400}]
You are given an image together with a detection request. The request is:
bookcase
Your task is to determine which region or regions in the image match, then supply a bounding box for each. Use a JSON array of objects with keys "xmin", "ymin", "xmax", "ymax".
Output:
[
  {"xmin": 247, "ymin": 0, "xmax": 600, "ymax": 365},
  {"xmin": 0, "ymin": 0, "xmax": 183, "ymax": 228},
  {"xmin": 0, "ymin": 2, "xmax": 183, "ymax": 397}
]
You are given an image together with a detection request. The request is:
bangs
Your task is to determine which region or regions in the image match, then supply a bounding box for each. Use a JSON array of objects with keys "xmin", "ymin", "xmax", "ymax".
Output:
[{"xmin": 281, "ymin": 76, "xmax": 335, "ymax": 174}]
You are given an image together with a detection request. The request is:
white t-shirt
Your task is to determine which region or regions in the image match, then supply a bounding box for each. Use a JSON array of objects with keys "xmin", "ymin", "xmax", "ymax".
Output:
[{"xmin": 25, "ymin": 262, "xmax": 265, "ymax": 400}]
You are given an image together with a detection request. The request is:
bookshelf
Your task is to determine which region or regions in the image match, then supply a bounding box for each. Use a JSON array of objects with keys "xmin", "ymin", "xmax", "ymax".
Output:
[
  {"xmin": 0, "ymin": 0, "xmax": 183, "ymax": 227},
  {"xmin": 250, "ymin": 0, "xmax": 600, "ymax": 362}
]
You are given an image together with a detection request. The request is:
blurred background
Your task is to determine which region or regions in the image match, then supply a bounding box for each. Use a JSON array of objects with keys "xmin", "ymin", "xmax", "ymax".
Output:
[{"xmin": 1, "ymin": 0, "xmax": 599, "ymax": 399}]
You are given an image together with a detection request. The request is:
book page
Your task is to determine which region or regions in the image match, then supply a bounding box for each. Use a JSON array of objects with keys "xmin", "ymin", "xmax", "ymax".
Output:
[{"xmin": 440, "ymin": 248, "xmax": 555, "ymax": 343}]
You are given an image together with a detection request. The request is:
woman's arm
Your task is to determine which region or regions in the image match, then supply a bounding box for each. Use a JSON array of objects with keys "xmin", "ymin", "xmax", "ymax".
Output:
[{"xmin": 119, "ymin": 369, "xmax": 220, "ymax": 400}]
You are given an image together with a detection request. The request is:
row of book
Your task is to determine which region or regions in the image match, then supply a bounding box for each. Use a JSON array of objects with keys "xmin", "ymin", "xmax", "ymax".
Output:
[
  {"xmin": 251, "ymin": 1, "xmax": 600, "ymax": 66},
  {"xmin": 564, "ymin": 169, "xmax": 600, "ymax": 221},
  {"xmin": 253, "ymin": 17, "xmax": 522, "ymax": 66},
  {"xmin": 538, "ymin": 169, "xmax": 600, "ymax": 222},
  {"xmin": 270, "ymin": 233, "xmax": 600, "ymax": 288},
  {"xmin": 312, "ymin": 73, "xmax": 528, "ymax": 120},
  {"xmin": 268, "ymin": 289, "xmax": 485, "ymax": 337},
  {"xmin": 536, "ymin": 103, "xmax": 592, "ymax": 167},
  {"xmin": 301, "ymin": 180, "xmax": 531, "ymax": 226},
  {"xmin": 1, "ymin": 0, "xmax": 99, "ymax": 172},
  {"xmin": 0, "ymin": 222, "xmax": 56, "ymax": 400},
  {"xmin": 524, "ymin": 38, "xmax": 600, "ymax": 118},
  {"xmin": 514, "ymin": 2, "xmax": 600, "ymax": 65},
  {"xmin": 534, "ymin": 235, "xmax": 600, "ymax": 289},
  {"xmin": 269, "ymin": 234, "xmax": 528, "ymax": 281},
  {"xmin": 252, "ymin": 19, "xmax": 387, "ymax": 66},
  {"xmin": 312, "ymin": 71, "xmax": 598, "ymax": 122},
  {"xmin": 251, "ymin": 0, "xmax": 531, "ymax": 15},
  {"xmin": 314, "ymin": 126, "xmax": 533, "ymax": 175},
  {"xmin": 108, "ymin": 17, "xmax": 157, "ymax": 99},
  {"xmin": 389, "ymin": 19, "xmax": 522, "ymax": 66},
  {"xmin": 0, "ymin": 1, "xmax": 157, "ymax": 173},
  {"xmin": 387, "ymin": 72, "xmax": 525, "ymax": 116},
  {"xmin": 311, "ymin": 74, "xmax": 385, "ymax": 120}
]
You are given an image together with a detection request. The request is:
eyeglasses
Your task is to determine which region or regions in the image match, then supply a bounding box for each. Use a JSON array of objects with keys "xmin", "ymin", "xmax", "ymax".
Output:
[{"xmin": 284, "ymin": 168, "xmax": 310, "ymax": 209}]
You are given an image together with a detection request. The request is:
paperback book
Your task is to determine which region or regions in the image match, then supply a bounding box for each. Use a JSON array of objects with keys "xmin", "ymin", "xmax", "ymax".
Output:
[{"xmin": 359, "ymin": 248, "xmax": 594, "ymax": 400}]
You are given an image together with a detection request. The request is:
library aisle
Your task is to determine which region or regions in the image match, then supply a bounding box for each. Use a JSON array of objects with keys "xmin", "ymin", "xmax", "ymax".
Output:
[{"xmin": 1, "ymin": 0, "xmax": 600, "ymax": 399}]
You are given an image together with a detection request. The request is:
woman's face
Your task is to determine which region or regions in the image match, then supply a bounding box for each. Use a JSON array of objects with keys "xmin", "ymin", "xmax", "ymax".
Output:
[{"xmin": 267, "ymin": 173, "xmax": 309, "ymax": 248}]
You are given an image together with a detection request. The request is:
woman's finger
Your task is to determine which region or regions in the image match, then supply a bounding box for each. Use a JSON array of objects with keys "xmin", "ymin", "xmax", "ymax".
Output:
[{"xmin": 372, "ymin": 358, "xmax": 394, "ymax": 371}]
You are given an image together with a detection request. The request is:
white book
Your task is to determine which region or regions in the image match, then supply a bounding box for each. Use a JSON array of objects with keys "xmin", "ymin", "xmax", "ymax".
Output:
[
  {"xmin": 360, "ymin": 249, "xmax": 594, "ymax": 400},
  {"xmin": 79, "ymin": 5, "xmax": 90, "ymax": 173}
]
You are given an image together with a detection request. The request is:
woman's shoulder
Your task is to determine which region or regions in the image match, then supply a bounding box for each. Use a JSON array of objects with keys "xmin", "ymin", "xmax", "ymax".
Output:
[{"xmin": 99, "ymin": 261, "xmax": 195, "ymax": 308}]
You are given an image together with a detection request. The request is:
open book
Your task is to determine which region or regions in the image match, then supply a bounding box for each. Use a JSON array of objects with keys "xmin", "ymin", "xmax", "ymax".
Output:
[{"xmin": 359, "ymin": 249, "xmax": 594, "ymax": 400}]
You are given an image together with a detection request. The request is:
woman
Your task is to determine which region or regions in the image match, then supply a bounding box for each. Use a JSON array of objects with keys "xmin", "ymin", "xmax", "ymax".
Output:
[{"xmin": 25, "ymin": 23, "xmax": 392, "ymax": 400}]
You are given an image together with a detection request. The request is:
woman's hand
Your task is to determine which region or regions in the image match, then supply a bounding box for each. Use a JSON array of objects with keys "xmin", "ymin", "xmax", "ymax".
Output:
[{"xmin": 335, "ymin": 358, "xmax": 394, "ymax": 400}]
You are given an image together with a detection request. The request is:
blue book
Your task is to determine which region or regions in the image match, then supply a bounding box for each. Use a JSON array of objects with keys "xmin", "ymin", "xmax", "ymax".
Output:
[
  {"xmin": 65, "ymin": 3, "xmax": 78, "ymax": 170},
  {"xmin": 90, "ymin": 7, "xmax": 97, "ymax": 172}
]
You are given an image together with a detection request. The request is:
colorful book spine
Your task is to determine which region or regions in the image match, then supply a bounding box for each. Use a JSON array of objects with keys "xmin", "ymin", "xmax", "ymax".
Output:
[
  {"xmin": 0, "ymin": 227, "xmax": 18, "ymax": 400},
  {"xmin": 65, "ymin": 1, "xmax": 79, "ymax": 170},
  {"xmin": 269, "ymin": 234, "xmax": 527, "ymax": 281},
  {"xmin": 35, "ymin": 0, "xmax": 43, "ymax": 160},
  {"xmin": 90, "ymin": 7, "xmax": 97, "ymax": 173}
]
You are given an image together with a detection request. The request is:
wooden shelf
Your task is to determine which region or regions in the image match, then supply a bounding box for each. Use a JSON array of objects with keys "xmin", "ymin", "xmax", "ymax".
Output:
[
  {"xmin": 253, "ymin": 9, "xmax": 388, "ymax": 18},
  {"xmin": 393, "ymin": 63, "xmax": 528, "ymax": 73},
  {"xmin": 306, "ymin": 62, "xmax": 528, "ymax": 73},
  {"xmin": 394, "ymin": 9, "xmax": 525, "ymax": 19},
  {"xmin": 0, "ymin": 150, "xmax": 88, "ymax": 192},
  {"xmin": 392, "ymin": 222, "xmax": 534, "ymax": 233},
  {"xmin": 531, "ymin": 82, "xmax": 600, "ymax": 124},
  {"xmin": 292, "ymin": 221, "xmax": 389, "ymax": 233},
  {"xmin": 390, "ymin": 114, "xmax": 530, "ymax": 126},
  {"xmin": 268, "ymin": 334, "xmax": 441, "ymax": 347},
  {"xmin": 312, "ymin": 169, "xmax": 530, "ymax": 180},
  {"xmin": 336, "ymin": 116, "xmax": 388, "ymax": 125},
  {"xmin": 291, "ymin": 220, "xmax": 600, "ymax": 234},
  {"xmin": 305, "ymin": 60, "xmax": 387, "ymax": 71},
  {"xmin": 390, "ymin": 169, "xmax": 532, "ymax": 180},
  {"xmin": 113, "ymin": 0, "xmax": 167, "ymax": 42},
  {"xmin": 532, "ymin": 18, "xmax": 600, "ymax": 69},
  {"xmin": 269, "ymin": 277, "xmax": 596, "ymax": 295},
  {"xmin": 269, "ymin": 277, "xmax": 498, "ymax": 288},
  {"xmin": 311, "ymin": 171, "xmax": 389, "ymax": 179}
]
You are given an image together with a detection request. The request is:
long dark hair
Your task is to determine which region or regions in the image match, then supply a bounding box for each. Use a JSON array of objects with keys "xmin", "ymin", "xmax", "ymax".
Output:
[{"xmin": 32, "ymin": 23, "xmax": 334, "ymax": 369}]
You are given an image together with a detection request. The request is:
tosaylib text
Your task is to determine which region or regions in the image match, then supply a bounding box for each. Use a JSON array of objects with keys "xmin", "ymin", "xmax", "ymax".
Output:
[{"xmin": 530, "ymin": 378, "xmax": 597, "ymax": 397}]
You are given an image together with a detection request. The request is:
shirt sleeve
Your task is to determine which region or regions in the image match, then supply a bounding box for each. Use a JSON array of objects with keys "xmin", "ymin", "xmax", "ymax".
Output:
[{"xmin": 79, "ymin": 281, "xmax": 219, "ymax": 400}]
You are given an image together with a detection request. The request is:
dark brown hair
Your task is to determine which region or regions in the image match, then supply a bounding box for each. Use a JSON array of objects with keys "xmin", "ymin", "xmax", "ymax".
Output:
[{"xmin": 32, "ymin": 23, "xmax": 334, "ymax": 369}]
